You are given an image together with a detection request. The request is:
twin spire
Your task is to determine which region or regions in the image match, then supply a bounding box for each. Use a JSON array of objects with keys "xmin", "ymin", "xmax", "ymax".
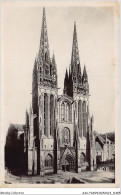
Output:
[
  {"xmin": 36, "ymin": 8, "xmax": 57, "ymax": 88},
  {"xmin": 38, "ymin": 8, "xmax": 56, "ymax": 68},
  {"xmin": 36, "ymin": 7, "xmax": 88, "ymax": 92},
  {"xmin": 71, "ymin": 22, "xmax": 88, "ymax": 83},
  {"xmin": 64, "ymin": 21, "xmax": 88, "ymax": 96}
]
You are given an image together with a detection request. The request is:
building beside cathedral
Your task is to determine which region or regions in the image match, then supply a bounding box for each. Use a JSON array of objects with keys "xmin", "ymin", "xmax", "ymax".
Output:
[{"xmin": 5, "ymin": 8, "xmax": 115, "ymax": 176}]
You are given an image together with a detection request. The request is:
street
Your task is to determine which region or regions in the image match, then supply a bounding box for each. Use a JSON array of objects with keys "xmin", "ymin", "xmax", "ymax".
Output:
[{"xmin": 4, "ymin": 170, "xmax": 115, "ymax": 184}]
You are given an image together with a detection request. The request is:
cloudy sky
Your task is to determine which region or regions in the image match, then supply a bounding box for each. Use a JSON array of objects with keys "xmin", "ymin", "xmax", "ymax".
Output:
[{"xmin": 2, "ymin": 2, "xmax": 119, "ymax": 138}]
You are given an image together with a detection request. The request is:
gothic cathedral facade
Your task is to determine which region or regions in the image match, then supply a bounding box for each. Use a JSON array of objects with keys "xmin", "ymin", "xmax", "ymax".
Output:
[{"xmin": 28, "ymin": 8, "xmax": 96, "ymax": 175}]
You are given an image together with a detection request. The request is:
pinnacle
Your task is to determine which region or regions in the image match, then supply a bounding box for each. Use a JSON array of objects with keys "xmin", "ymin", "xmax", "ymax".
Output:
[
  {"xmin": 83, "ymin": 64, "xmax": 87, "ymax": 78},
  {"xmin": 52, "ymin": 52, "xmax": 55, "ymax": 60},
  {"xmin": 91, "ymin": 115, "xmax": 94, "ymax": 123},
  {"xmin": 64, "ymin": 68, "xmax": 68, "ymax": 83},
  {"xmin": 52, "ymin": 52, "xmax": 56, "ymax": 66}
]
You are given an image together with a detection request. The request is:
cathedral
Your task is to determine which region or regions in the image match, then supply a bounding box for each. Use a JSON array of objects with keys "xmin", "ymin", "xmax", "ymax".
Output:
[
  {"xmin": 5, "ymin": 8, "xmax": 101, "ymax": 176},
  {"xmin": 25, "ymin": 8, "xmax": 96, "ymax": 176}
]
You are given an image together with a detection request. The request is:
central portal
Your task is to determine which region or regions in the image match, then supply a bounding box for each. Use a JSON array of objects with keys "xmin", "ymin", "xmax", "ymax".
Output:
[
  {"xmin": 62, "ymin": 153, "xmax": 75, "ymax": 172},
  {"xmin": 62, "ymin": 159, "xmax": 69, "ymax": 171}
]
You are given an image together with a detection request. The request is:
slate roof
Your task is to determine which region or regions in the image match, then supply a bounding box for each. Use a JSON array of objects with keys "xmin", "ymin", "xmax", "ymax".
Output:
[
  {"xmin": 97, "ymin": 134, "xmax": 111, "ymax": 144},
  {"xmin": 97, "ymin": 135, "xmax": 105, "ymax": 144},
  {"xmin": 96, "ymin": 142, "xmax": 103, "ymax": 150}
]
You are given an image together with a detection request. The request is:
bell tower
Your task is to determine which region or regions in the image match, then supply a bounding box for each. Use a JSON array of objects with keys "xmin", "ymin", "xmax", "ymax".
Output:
[
  {"xmin": 63, "ymin": 22, "xmax": 90, "ymax": 172},
  {"xmin": 32, "ymin": 8, "xmax": 58, "ymax": 175}
]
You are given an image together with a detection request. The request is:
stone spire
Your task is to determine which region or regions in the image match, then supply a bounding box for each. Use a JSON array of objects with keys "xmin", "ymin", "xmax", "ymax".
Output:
[
  {"xmin": 38, "ymin": 7, "xmax": 50, "ymax": 64},
  {"xmin": 63, "ymin": 68, "xmax": 69, "ymax": 95},
  {"xmin": 51, "ymin": 52, "xmax": 57, "ymax": 85},
  {"xmin": 34, "ymin": 8, "xmax": 58, "ymax": 88},
  {"xmin": 71, "ymin": 22, "xmax": 80, "ymax": 72},
  {"xmin": 82, "ymin": 64, "xmax": 88, "ymax": 83},
  {"xmin": 52, "ymin": 52, "xmax": 56, "ymax": 69}
]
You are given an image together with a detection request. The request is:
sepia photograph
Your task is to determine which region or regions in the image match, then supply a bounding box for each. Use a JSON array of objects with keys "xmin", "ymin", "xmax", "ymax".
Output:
[{"xmin": 1, "ymin": 1, "xmax": 120, "ymax": 188}]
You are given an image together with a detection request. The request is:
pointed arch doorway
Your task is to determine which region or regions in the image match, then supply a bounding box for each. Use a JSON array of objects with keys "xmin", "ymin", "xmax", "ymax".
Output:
[{"xmin": 62, "ymin": 153, "xmax": 75, "ymax": 172}]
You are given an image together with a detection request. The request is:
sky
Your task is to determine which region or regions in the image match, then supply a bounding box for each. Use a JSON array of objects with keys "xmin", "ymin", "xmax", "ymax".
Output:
[{"xmin": 2, "ymin": 2, "xmax": 119, "ymax": 138}]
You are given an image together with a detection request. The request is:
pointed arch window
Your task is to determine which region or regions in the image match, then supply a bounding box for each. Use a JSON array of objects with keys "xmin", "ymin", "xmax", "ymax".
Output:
[
  {"xmin": 44, "ymin": 93, "xmax": 48, "ymax": 137},
  {"xmin": 66, "ymin": 103, "xmax": 70, "ymax": 122},
  {"xmin": 78, "ymin": 100, "xmax": 82, "ymax": 137},
  {"xmin": 61, "ymin": 103, "xmax": 65, "ymax": 121},
  {"xmin": 80, "ymin": 152, "xmax": 85, "ymax": 164},
  {"xmin": 66, "ymin": 104, "xmax": 69, "ymax": 122},
  {"xmin": 50, "ymin": 94, "xmax": 54, "ymax": 136},
  {"xmin": 62, "ymin": 128, "xmax": 70, "ymax": 145},
  {"xmin": 69, "ymin": 104, "xmax": 72, "ymax": 122},
  {"xmin": 61, "ymin": 102, "xmax": 72, "ymax": 122},
  {"xmin": 82, "ymin": 101, "xmax": 86, "ymax": 138}
]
